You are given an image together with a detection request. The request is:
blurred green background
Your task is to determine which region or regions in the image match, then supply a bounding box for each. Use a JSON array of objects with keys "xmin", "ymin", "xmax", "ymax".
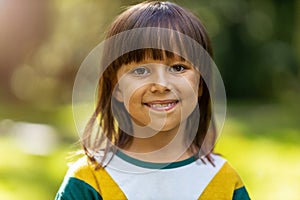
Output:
[{"xmin": 0, "ymin": 0, "xmax": 299, "ymax": 199}]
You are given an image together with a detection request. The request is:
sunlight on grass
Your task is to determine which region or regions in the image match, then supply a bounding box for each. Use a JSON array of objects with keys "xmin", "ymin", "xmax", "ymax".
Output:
[
  {"xmin": 0, "ymin": 136, "xmax": 73, "ymax": 200},
  {"xmin": 216, "ymin": 135, "xmax": 300, "ymax": 200},
  {"xmin": 215, "ymin": 105, "xmax": 300, "ymax": 200}
]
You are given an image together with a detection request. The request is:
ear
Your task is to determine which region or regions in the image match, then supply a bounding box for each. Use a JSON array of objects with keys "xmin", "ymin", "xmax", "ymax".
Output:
[
  {"xmin": 198, "ymin": 78, "xmax": 203, "ymax": 97},
  {"xmin": 113, "ymin": 84, "xmax": 124, "ymax": 102}
]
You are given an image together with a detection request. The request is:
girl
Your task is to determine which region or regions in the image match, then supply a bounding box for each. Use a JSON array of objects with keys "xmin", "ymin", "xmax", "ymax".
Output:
[{"xmin": 56, "ymin": 1, "xmax": 250, "ymax": 199}]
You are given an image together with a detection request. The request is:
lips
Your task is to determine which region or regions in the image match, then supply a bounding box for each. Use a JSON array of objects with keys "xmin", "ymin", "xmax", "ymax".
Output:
[{"xmin": 143, "ymin": 100, "xmax": 179, "ymax": 111}]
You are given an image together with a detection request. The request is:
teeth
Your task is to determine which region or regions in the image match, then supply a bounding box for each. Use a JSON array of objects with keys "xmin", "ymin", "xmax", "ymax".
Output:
[
  {"xmin": 151, "ymin": 103, "xmax": 174, "ymax": 108},
  {"xmin": 144, "ymin": 100, "xmax": 178, "ymax": 111}
]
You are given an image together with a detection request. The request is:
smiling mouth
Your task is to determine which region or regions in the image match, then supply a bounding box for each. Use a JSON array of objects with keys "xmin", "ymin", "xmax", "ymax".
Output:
[{"xmin": 143, "ymin": 100, "xmax": 179, "ymax": 111}]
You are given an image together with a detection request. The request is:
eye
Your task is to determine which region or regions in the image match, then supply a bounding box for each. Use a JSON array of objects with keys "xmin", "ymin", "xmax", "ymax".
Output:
[
  {"xmin": 169, "ymin": 64, "xmax": 187, "ymax": 73},
  {"xmin": 131, "ymin": 66, "xmax": 150, "ymax": 76}
]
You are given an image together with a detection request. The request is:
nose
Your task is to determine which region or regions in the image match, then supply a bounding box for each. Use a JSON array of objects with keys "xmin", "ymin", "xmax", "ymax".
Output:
[
  {"xmin": 149, "ymin": 67, "xmax": 171, "ymax": 93},
  {"xmin": 150, "ymin": 83, "xmax": 170, "ymax": 93}
]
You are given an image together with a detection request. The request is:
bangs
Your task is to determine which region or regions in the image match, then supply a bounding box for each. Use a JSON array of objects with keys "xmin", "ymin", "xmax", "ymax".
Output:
[
  {"xmin": 111, "ymin": 49, "xmax": 186, "ymax": 68},
  {"xmin": 101, "ymin": 1, "xmax": 213, "ymax": 70},
  {"xmin": 102, "ymin": 26, "xmax": 205, "ymax": 71}
]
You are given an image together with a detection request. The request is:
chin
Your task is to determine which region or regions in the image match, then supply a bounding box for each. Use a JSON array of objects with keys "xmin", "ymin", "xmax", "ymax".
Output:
[{"xmin": 148, "ymin": 122, "xmax": 181, "ymax": 132}]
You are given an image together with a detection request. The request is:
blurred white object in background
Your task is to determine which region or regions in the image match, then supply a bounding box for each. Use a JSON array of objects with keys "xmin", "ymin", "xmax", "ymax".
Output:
[{"xmin": 12, "ymin": 122, "xmax": 58, "ymax": 156}]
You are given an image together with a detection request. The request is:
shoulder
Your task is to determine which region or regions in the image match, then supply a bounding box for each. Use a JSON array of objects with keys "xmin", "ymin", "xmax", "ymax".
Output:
[
  {"xmin": 56, "ymin": 156, "xmax": 127, "ymax": 200},
  {"xmin": 55, "ymin": 157, "xmax": 103, "ymax": 200},
  {"xmin": 199, "ymin": 154, "xmax": 251, "ymax": 200},
  {"xmin": 208, "ymin": 154, "xmax": 243, "ymax": 186},
  {"xmin": 66, "ymin": 156, "xmax": 97, "ymax": 180}
]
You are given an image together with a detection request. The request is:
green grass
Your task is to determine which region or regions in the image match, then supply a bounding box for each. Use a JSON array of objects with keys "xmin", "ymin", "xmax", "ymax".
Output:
[
  {"xmin": 0, "ymin": 103, "xmax": 299, "ymax": 199},
  {"xmin": 0, "ymin": 136, "xmax": 74, "ymax": 200}
]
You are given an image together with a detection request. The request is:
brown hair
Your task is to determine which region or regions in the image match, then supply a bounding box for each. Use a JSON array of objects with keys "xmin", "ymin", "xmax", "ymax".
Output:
[{"xmin": 82, "ymin": 1, "xmax": 216, "ymax": 166}]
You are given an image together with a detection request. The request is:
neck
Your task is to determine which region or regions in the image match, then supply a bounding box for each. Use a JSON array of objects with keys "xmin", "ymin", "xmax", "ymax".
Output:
[{"xmin": 122, "ymin": 121, "xmax": 195, "ymax": 162}]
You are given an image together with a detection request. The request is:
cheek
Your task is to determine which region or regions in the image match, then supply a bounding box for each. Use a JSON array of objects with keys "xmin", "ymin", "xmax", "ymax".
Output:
[
  {"xmin": 179, "ymin": 76, "xmax": 200, "ymax": 113},
  {"xmin": 122, "ymin": 87, "xmax": 145, "ymax": 113},
  {"xmin": 180, "ymin": 75, "xmax": 200, "ymax": 96},
  {"xmin": 126, "ymin": 93, "xmax": 152, "ymax": 126},
  {"xmin": 190, "ymin": 76, "xmax": 201, "ymax": 98}
]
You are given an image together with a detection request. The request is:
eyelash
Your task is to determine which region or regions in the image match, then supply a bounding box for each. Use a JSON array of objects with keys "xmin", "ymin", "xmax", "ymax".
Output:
[{"xmin": 168, "ymin": 64, "xmax": 187, "ymax": 73}]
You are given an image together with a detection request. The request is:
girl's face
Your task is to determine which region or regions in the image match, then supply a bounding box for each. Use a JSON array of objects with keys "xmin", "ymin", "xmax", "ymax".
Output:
[{"xmin": 114, "ymin": 57, "xmax": 201, "ymax": 133}]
